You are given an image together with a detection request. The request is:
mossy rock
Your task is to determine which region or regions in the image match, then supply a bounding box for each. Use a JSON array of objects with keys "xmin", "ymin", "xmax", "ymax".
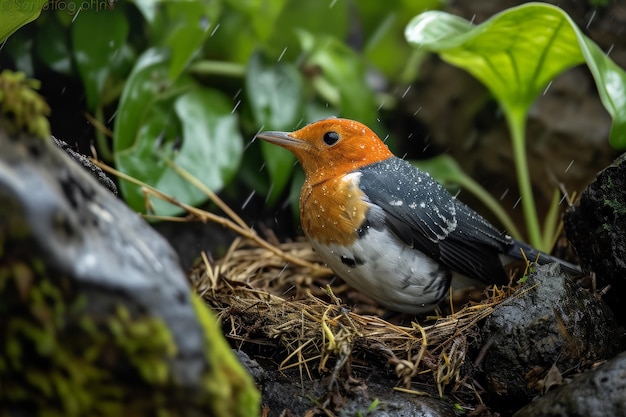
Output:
[{"xmin": 0, "ymin": 93, "xmax": 259, "ymax": 416}]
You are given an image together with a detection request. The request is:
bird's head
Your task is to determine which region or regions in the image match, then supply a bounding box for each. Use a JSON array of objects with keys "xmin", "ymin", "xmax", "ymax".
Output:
[{"xmin": 257, "ymin": 118, "xmax": 392, "ymax": 184}]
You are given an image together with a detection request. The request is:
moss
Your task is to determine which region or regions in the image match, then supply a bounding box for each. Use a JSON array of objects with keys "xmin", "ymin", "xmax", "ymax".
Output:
[
  {"xmin": 191, "ymin": 295, "xmax": 261, "ymax": 417},
  {"xmin": 0, "ymin": 70, "xmax": 50, "ymax": 139},
  {"xmin": 0, "ymin": 256, "xmax": 185, "ymax": 416}
]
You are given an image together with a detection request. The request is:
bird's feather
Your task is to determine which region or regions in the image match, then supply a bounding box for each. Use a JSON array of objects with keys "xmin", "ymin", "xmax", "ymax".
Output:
[{"xmin": 357, "ymin": 157, "xmax": 511, "ymax": 284}]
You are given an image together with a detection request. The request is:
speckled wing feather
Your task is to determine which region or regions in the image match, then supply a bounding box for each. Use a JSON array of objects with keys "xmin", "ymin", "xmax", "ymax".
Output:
[{"xmin": 356, "ymin": 157, "xmax": 511, "ymax": 284}]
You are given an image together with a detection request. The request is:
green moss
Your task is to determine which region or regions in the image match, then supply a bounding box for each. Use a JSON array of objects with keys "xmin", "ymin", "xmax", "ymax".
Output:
[
  {"xmin": 0, "ymin": 70, "xmax": 50, "ymax": 139},
  {"xmin": 0, "ymin": 257, "xmax": 183, "ymax": 416},
  {"xmin": 191, "ymin": 295, "xmax": 261, "ymax": 417}
]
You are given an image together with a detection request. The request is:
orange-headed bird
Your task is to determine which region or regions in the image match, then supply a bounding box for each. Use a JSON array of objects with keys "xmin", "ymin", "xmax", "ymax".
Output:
[{"xmin": 257, "ymin": 118, "xmax": 579, "ymax": 313}]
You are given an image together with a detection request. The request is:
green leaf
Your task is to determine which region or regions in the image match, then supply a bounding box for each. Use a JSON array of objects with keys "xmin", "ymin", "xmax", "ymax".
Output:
[
  {"xmin": 356, "ymin": 0, "xmax": 441, "ymax": 80},
  {"xmin": 245, "ymin": 52, "xmax": 303, "ymax": 204},
  {"xmin": 134, "ymin": 0, "xmax": 221, "ymax": 79},
  {"xmin": 0, "ymin": 0, "xmax": 47, "ymax": 41},
  {"xmin": 35, "ymin": 16, "xmax": 73, "ymax": 76},
  {"xmin": 114, "ymin": 48, "xmax": 243, "ymax": 215},
  {"xmin": 72, "ymin": 7, "xmax": 129, "ymax": 109},
  {"xmin": 297, "ymin": 30, "xmax": 379, "ymax": 131},
  {"xmin": 245, "ymin": 52, "xmax": 304, "ymax": 131},
  {"xmin": 405, "ymin": 2, "xmax": 626, "ymax": 148}
]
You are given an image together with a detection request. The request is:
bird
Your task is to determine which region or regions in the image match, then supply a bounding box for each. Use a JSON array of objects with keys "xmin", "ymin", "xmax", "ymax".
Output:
[{"xmin": 257, "ymin": 118, "xmax": 580, "ymax": 313}]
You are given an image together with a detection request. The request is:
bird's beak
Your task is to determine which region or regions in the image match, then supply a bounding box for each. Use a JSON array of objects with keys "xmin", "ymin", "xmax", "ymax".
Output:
[{"xmin": 256, "ymin": 131, "xmax": 309, "ymax": 151}]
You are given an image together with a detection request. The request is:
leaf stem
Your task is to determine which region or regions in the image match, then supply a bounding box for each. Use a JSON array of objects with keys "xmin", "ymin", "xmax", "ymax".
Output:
[
  {"xmin": 507, "ymin": 108, "xmax": 543, "ymax": 249},
  {"xmin": 93, "ymin": 104, "xmax": 113, "ymax": 162},
  {"xmin": 189, "ymin": 60, "xmax": 246, "ymax": 78}
]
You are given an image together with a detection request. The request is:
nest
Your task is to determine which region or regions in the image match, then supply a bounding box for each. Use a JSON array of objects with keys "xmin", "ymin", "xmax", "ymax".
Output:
[
  {"xmin": 93, "ymin": 160, "xmax": 519, "ymax": 398},
  {"xmin": 190, "ymin": 237, "xmax": 516, "ymax": 396}
]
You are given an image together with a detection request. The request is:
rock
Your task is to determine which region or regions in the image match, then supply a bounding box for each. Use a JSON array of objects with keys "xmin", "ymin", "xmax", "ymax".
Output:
[
  {"xmin": 0, "ymin": 123, "xmax": 259, "ymax": 416},
  {"xmin": 480, "ymin": 263, "xmax": 624, "ymax": 412},
  {"xmin": 513, "ymin": 351, "xmax": 626, "ymax": 417},
  {"xmin": 563, "ymin": 152, "xmax": 626, "ymax": 324},
  {"xmin": 51, "ymin": 135, "xmax": 118, "ymax": 196}
]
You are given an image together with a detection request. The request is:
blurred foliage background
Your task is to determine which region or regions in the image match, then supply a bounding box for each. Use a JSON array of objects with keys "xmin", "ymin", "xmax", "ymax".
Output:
[
  {"xmin": 1, "ymin": 0, "xmax": 441, "ymax": 215},
  {"xmin": 1, "ymin": 0, "xmax": 623, "ymax": 263}
]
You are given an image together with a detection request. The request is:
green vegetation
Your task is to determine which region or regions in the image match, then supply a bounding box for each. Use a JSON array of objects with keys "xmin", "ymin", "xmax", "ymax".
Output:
[
  {"xmin": 3, "ymin": 1, "xmax": 625, "ymax": 246},
  {"xmin": 406, "ymin": 2, "xmax": 626, "ymax": 251}
]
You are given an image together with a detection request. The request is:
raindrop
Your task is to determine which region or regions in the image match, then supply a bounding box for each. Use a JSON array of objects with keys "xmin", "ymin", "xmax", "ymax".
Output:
[
  {"xmin": 71, "ymin": 7, "xmax": 82, "ymax": 23},
  {"xmin": 413, "ymin": 106, "xmax": 422, "ymax": 116},
  {"xmin": 377, "ymin": 99, "xmax": 386, "ymax": 111},
  {"xmin": 382, "ymin": 134, "xmax": 390, "ymax": 143},
  {"xmin": 231, "ymin": 99, "xmax": 241, "ymax": 114},
  {"xmin": 281, "ymin": 284, "xmax": 295, "ymax": 296},
  {"xmin": 499, "ymin": 188, "xmax": 509, "ymax": 201},
  {"xmin": 329, "ymin": 0, "xmax": 337, "ymax": 8},
  {"xmin": 559, "ymin": 194, "xmax": 568, "ymax": 205},
  {"xmin": 565, "ymin": 159, "xmax": 574, "ymax": 173},
  {"xmin": 241, "ymin": 190, "xmax": 256, "ymax": 210},
  {"xmin": 513, "ymin": 197, "xmax": 521, "ymax": 209},
  {"xmin": 607, "ymin": 43, "xmax": 615, "ymax": 57},
  {"xmin": 259, "ymin": 162, "xmax": 266, "ymax": 172},
  {"xmin": 542, "ymin": 80, "xmax": 553, "ymax": 96},
  {"xmin": 233, "ymin": 88, "xmax": 242, "ymax": 100},
  {"xmin": 277, "ymin": 263, "xmax": 289, "ymax": 278},
  {"xmin": 199, "ymin": 15, "xmax": 210, "ymax": 31},
  {"xmin": 469, "ymin": 14, "xmax": 476, "ymax": 25},
  {"xmin": 210, "ymin": 23, "xmax": 220, "ymax": 37},
  {"xmin": 401, "ymin": 85, "xmax": 412, "ymax": 99},
  {"xmin": 61, "ymin": 87, "xmax": 67, "ymax": 96},
  {"xmin": 277, "ymin": 47, "xmax": 288, "ymax": 62},
  {"xmin": 586, "ymin": 10, "xmax": 596, "ymax": 29},
  {"xmin": 266, "ymin": 182, "xmax": 274, "ymax": 202},
  {"xmin": 244, "ymin": 138, "xmax": 256, "ymax": 152}
]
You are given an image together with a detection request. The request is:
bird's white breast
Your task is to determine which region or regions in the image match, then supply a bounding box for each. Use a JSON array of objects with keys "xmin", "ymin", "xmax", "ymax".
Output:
[{"xmin": 310, "ymin": 227, "xmax": 451, "ymax": 313}]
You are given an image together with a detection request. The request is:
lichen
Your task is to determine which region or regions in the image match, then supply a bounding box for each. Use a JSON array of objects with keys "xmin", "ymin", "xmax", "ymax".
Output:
[
  {"xmin": 191, "ymin": 295, "xmax": 261, "ymax": 417},
  {"xmin": 0, "ymin": 70, "xmax": 50, "ymax": 139}
]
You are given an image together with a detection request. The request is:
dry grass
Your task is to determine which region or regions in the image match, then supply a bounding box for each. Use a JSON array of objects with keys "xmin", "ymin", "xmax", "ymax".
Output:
[
  {"xmin": 94, "ymin": 160, "xmax": 520, "ymax": 397},
  {"xmin": 189, "ymin": 237, "xmax": 517, "ymax": 396}
]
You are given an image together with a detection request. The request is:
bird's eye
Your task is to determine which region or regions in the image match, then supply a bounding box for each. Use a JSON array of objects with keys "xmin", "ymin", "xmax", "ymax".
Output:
[{"xmin": 323, "ymin": 131, "xmax": 340, "ymax": 146}]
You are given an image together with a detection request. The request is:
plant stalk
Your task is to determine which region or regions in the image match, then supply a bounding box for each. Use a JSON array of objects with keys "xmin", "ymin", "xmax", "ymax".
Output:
[{"xmin": 507, "ymin": 108, "xmax": 543, "ymax": 250}]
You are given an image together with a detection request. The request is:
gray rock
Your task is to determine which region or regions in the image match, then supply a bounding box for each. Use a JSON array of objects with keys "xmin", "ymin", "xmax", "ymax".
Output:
[
  {"xmin": 0, "ymin": 125, "xmax": 258, "ymax": 416},
  {"xmin": 481, "ymin": 263, "xmax": 624, "ymax": 409},
  {"xmin": 564, "ymin": 152, "xmax": 626, "ymax": 324},
  {"xmin": 513, "ymin": 350, "xmax": 626, "ymax": 417}
]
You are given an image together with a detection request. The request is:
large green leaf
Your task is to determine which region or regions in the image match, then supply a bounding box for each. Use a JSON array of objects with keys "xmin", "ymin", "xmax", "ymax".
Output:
[
  {"xmin": 72, "ymin": 7, "xmax": 129, "ymax": 109},
  {"xmin": 35, "ymin": 16, "xmax": 73, "ymax": 76},
  {"xmin": 245, "ymin": 52, "xmax": 303, "ymax": 204},
  {"xmin": 297, "ymin": 30, "xmax": 379, "ymax": 132},
  {"xmin": 114, "ymin": 48, "xmax": 243, "ymax": 215},
  {"xmin": 405, "ymin": 2, "xmax": 626, "ymax": 148},
  {"xmin": 133, "ymin": 0, "xmax": 221, "ymax": 80},
  {"xmin": 0, "ymin": 0, "xmax": 47, "ymax": 41}
]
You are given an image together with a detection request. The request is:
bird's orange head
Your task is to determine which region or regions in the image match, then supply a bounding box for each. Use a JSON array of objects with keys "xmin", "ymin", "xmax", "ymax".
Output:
[{"xmin": 257, "ymin": 118, "xmax": 393, "ymax": 185}]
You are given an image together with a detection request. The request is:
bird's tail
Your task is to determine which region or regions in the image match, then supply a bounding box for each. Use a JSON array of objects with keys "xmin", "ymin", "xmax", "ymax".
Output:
[{"xmin": 504, "ymin": 239, "xmax": 582, "ymax": 275}]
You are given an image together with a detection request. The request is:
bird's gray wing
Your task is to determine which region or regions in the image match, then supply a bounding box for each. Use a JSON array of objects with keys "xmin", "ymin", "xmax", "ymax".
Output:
[{"xmin": 357, "ymin": 157, "xmax": 511, "ymax": 284}]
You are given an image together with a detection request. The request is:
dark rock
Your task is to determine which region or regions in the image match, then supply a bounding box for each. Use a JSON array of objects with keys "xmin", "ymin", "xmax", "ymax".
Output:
[
  {"xmin": 564, "ymin": 152, "xmax": 626, "ymax": 324},
  {"xmin": 51, "ymin": 135, "xmax": 118, "ymax": 196},
  {"xmin": 480, "ymin": 263, "xmax": 624, "ymax": 412},
  {"xmin": 0, "ymin": 124, "xmax": 259, "ymax": 416},
  {"xmin": 513, "ymin": 350, "xmax": 626, "ymax": 417},
  {"xmin": 254, "ymin": 364, "xmax": 457, "ymax": 417}
]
